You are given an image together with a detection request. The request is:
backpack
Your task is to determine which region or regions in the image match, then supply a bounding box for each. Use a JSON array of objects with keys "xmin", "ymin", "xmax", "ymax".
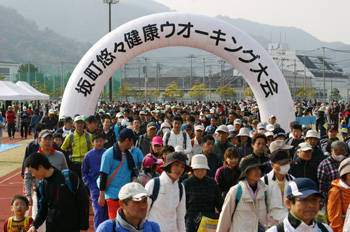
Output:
[
  {"xmin": 37, "ymin": 169, "xmax": 74, "ymax": 212},
  {"xmin": 164, "ymin": 131, "xmax": 187, "ymax": 149},
  {"xmin": 275, "ymin": 220, "xmax": 328, "ymax": 232},
  {"xmin": 231, "ymin": 183, "xmax": 267, "ymax": 221},
  {"xmin": 149, "ymin": 177, "xmax": 183, "ymax": 210}
]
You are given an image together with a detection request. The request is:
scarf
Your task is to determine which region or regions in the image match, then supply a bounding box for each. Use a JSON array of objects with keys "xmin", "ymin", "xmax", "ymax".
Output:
[
  {"xmin": 113, "ymin": 143, "xmax": 136, "ymax": 171},
  {"xmin": 116, "ymin": 208, "xmax": 146, "ymax": 232}
]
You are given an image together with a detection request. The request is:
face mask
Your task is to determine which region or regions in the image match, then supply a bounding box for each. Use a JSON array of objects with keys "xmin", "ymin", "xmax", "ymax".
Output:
[
  {"xmin": 278, "ymin": 164, "xmax": 290, "ymax": 175},
  {"xmin": 258, "ymin": 129, "xmax": 265, "ymax": 134},
  {"xmin": 162, "ymin": 128, "xmax": 170, "ymax": 133},
  {"xmin": 159, "ymin": 120, "xmax": 163, "ymax": 124},
  {"xmin": 118, "ymin": 118, "xmax": 123, "ymax": 123},
  {"xmin": 130, "ymin": 145, "xmax": 135, "ymax": 151},
  {"xmin": 334, "ymin": 154, "xmax": 345, "ymax": 162},
  {"xmin": 206, "ymin": 114, "xmax": 210, "ymax": 118}
]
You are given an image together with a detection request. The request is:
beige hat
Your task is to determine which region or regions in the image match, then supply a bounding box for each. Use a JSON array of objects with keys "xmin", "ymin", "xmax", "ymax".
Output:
[
  {"xmin": 318, "ymin": 106, "xmax": 326, "ymax": 112},
  {"xmin": 297, "ymin": 142, "xmax": 313, "ymax": 151},
  {"xmin": 191, "ymin": 154, "xmax": 210, "ymax": 170},
  {"xmin": 339, "ymin": 158, "xmax": 350, "ymax": 176},
  {"xmin": 269, "ymin": 140, "xmax": 293, "ymax": 153},
  {"xmin": 237, "ymin": 127, "xmax": 250, "ymax": 137},
  {"xmin": 305, "ymin": 130, "xmax": 319, "ymax": 139}
]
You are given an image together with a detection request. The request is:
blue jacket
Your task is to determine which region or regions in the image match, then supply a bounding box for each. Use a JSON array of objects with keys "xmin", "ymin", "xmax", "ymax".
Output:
[
  {"xmin": 82, "ymin": 147, "xmax": 106, "ymax": 193},
  {"xmin": 96, "ymin": 218, "xmax": 160, "ymax": 232}
]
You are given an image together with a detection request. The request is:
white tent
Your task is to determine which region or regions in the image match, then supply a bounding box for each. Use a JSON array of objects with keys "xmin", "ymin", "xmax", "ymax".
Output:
[
  {"xmin": 15, "ymin": 81, "xmax": 50, "ymax": 100},
  {"xmin": 0, "ymin": 81, "xmax": 35, "ymax": 100}
]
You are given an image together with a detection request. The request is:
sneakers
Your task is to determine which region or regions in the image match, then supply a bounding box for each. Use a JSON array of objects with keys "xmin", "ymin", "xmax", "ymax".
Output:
[
  {"xmin": 9, "ymin": 137, "xmax": 12, "ymax": 140},
  {"xmin": 12, "ymin": 136, "xmax": 14, "ymax": 139}
]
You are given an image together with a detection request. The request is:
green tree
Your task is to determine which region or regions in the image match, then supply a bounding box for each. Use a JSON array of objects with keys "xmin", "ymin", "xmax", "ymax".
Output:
[
  {"xmin": 330, "ymin": 88, "xmax": 342, "ymax": 101},
  {"xmin": 162, "ymin": 81, "xmax": 183, "ymax": 100},
  {"xmin": 117, "ymin": 82, "xmax": 137, "ymax": 101},
  {"xmin": 243, "ymin": 87, "xmax": 254, "ymax": 100},
  {"xmin": 296, "ymin": 84, "xmax": 317, "ymax": 99},
  {"xmin": 215, "ymin": 85, "xmax": 236, "ymax": 101},
  {"xmin": 17, "ymin": 63, "xmax": 39, "ymax": 82},
  {"xmin": 188, "ymin": 82, "xmax": 209, "ymax": 101},
  {"xmin": 140, "ymin": 88, "xmax": 161, "ymax": 101}
]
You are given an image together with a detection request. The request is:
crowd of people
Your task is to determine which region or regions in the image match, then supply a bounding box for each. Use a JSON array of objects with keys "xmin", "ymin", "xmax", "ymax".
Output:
[{"xmin": 3, "ymin": 98, "xmax": 350, "ymax": 232}]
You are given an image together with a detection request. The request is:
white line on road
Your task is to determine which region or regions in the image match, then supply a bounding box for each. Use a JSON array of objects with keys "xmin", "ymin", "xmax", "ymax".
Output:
[{"xmin": 0, "ymin": 171, "xmax": 21, "ymax": 184}]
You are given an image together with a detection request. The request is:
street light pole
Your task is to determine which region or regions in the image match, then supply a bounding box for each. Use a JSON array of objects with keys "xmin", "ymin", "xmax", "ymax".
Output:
[{"xmin": 103, "ymin": 0, "xmax": 119, "ymax": 102}]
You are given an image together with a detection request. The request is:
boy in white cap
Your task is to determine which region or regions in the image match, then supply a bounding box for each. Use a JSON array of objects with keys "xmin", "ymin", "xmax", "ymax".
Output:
[{"xmin": 96, "ymin": 182, "xmax": 160, "ymax": 232}]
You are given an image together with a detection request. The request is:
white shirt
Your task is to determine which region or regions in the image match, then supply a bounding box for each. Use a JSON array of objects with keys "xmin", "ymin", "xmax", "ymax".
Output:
[{"xmin": 163, "ymin": 130, "xmax": 192, "ymax": 155}]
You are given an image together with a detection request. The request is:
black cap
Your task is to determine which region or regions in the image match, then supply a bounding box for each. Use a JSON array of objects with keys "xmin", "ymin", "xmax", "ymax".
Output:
[
  {"xmin": 270, "ymin": 150, "xmax": 289, "ymax": 164},
  {"xmin": 184, "ymin": 124, "xmax": 193, "ymax": 131},
  {"xmin": 238, "ymin": 156, "xmax": 267, "ymax": 180},
  {"xmin": 64, "ymin": 116, "xmax": 73, "ymax": 123},
  {"xmin": 145, "ymin": 111, "xmax": 152, "ymax": 116},
  {"xmin": 119, "ymin": 128, "xmax": 139, "ymax": 141},
  {"xmin": 273, "ymin": 128, "xmax": 286, "ymax": 139},
  {"xmin": 160, "ymin": 152, "xmax": 192, "ymax": 172}
]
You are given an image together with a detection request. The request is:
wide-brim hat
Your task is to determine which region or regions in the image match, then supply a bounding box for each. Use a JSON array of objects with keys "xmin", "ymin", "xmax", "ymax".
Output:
[
  {"xmin": 160, "ymin": 152, "xmax": 191, "ymax": 172},
  {"xmin": 238, "ymin": 156, "xmax": 267, "ymax": 180}
]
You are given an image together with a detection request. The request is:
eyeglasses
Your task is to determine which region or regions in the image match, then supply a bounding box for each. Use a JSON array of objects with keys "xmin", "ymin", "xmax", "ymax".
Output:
[{"xmin": 13, "ymin": 203, "xmax": 27, "ymax": 207}]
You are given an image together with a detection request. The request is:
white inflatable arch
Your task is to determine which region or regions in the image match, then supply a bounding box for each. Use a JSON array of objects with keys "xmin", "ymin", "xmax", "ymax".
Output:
[{"xmin": 60, "ymin": 12, "xmax": 295, "ymax": 130}]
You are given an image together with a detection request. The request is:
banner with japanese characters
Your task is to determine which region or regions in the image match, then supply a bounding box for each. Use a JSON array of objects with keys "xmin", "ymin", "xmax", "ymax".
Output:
[{"xmin": 60, "ymin": 12, "xmax": 295, "ymax": 130}]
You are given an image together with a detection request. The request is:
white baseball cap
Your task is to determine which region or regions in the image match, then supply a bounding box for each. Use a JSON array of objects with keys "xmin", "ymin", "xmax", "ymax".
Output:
[{"xmin": 118, "ymin": 182, "xmax": 151, "ymax": 201}]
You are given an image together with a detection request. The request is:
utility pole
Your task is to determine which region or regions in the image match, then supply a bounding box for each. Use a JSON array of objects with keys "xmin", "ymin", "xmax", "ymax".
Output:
[
  {"xmin": 138, "ymin": 59, "xmax": 140, "ymax": 97},
  {"xmin": 124, "ymin": 63, "xmax": 128, "ymax": 84},
  {"xmin": 218, "ymin": 60, "xmax": 225, "ymax": 86},
  {"xmin": 202, "ymin": 58, "xmax": 206, "ymax": 84},
  {"xmin": 156, "ymin": 62, "xmax": 161, "ymax": 91},
  {"xmin": 143, "ymin": 57, "xmax": 149, "ymax": 95},
  {"xmin": 187, "ymin": 55, "xmax": 196, "ymax": 89},
  {"xmin": 322, "ymin": 47, "xmax": 326, "ymax": 102}
]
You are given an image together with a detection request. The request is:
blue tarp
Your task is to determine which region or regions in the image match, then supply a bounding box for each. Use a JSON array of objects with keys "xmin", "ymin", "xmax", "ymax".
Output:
[
  {"xmin": 0, "ymin": 143, "xmax": 26, "ymax": 153},
  {"xmin": 296, "ymin": 116, "xmax": 317, "ymax": 125}
]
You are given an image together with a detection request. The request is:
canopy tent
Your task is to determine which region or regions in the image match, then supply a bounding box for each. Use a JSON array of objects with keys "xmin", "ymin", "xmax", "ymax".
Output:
[
  {"xmin": 0, "ymin": 81, "xmax": 34, "ymax": 100},
  {"xmin": 0, "ymin": 81, "xmax": 50, "ymax": 101},
  {"xmin": 15, "ymin": 81, "xmax": 50, "ymax": 100}
]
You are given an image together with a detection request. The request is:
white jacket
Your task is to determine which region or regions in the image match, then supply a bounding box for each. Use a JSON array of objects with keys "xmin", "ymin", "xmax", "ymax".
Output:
[
  {"xmin": 145, "ymin": 171, "xmax": 186, "ymax": 232},
  {"xmin": 216, "ymin": 180, "xmax": 269, "ymax": 232},
  {"xmin": 262, "ymin": 170, "xmax": 294, "ymax": 227},
  {"xmin": 266, "ymin": 215, "xmax": 333, "ymax": 232}
]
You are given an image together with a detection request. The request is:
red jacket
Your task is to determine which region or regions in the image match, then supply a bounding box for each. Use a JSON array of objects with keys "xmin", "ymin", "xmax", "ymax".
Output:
[{"xmin": 5, "ymin": 111, "xmax": 16, "ymax": 124}]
